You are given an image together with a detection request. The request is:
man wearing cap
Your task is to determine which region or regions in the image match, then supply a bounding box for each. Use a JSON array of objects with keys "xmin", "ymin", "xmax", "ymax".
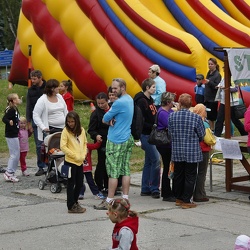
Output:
[
  {"xmin": 148, "ymin": 65, "xmax": 166, "ymax": 109},
  {"xmin": 194, "ymin": 74, "xmax": 205, "ymax": 104}
]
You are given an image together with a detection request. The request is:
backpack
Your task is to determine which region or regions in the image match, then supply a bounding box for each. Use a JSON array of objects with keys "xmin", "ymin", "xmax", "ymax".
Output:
[{"xmin": 131, "ymin": 102, "xmax": 144, "ymax": 140}]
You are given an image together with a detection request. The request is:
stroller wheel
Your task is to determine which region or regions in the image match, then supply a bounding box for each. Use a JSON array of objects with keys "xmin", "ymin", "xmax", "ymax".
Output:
[
  {"xmin": 50, "ymin": 183, "xmax": 62, "ymax": 193},
  {"xmin": 38, "ymin": 180, "xmax": 46, "ymax": 190}
]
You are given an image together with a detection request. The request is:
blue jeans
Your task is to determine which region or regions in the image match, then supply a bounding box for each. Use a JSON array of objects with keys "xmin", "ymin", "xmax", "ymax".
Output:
[
  {"xmin": 32, "ymin": 119, "xmax": 45, "ymax": 169},
  {"xmin": 140, "ymin": 134, "xmax": 161, "ymax": 193}
]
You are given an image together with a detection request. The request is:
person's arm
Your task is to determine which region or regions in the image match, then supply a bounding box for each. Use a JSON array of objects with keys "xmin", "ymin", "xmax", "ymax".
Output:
[
  {"xmin": 111, "ymin": 227, "xmax": 134, "ymax": 250},
  {"xmin": 196, "ymin": 116, "xmax": 206, "ymax": 142},
  {"xmin": 2, "ymin": 108, "xmax": 13, "ymax": 125},
  {"xmin": 206, "ymin": 72, "xmax": 221, "ymax": 89},
  {"xmin": 60, "ymin": 129, "xmax": 77, "ymax": 159},
  {"xmin": 244, "ymin": 108, "xmax": 250, "ymax": 132},
  {"xmin": 88, "ymin": 111, "xmax": 100, "ymax": 141},
  {"xmin": 33, "ymin": 96, "xmax": 48, "ymax": 131}
]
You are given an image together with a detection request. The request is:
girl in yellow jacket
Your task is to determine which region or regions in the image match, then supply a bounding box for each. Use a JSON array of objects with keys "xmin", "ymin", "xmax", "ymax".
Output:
[{"xmin": 60, "ymin": 111, "xmax": 87, "ymax": 213}]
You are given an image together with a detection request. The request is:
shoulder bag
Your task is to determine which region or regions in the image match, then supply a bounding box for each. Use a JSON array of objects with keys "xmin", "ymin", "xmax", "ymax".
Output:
[
  {"xmin": 148, "ymin": 110, "xmax": 171, "ymax": 146},
  {"xmin": 233, "ymin": 86, "xmax": 247, "ymax": 119}
]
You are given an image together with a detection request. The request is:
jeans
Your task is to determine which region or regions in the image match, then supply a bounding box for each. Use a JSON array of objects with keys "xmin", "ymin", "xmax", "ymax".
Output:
[
  {"xmin": 32, "ymin": 119, "xmax": 45, "ymax": 169},
  {"xmin": 80, "ymin": 172, "xmax": 99, "ymax": 196},
  {"xmin": 140, "ymin": 134, "xmax": 161, "ymax": 193},
  {"xmin": 6, "ymin": 137, "xmax": 20, "ymax": 173}
]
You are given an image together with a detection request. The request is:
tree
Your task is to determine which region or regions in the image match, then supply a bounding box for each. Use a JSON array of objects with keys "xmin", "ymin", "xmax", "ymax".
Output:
[
  {"xmin": 0, "ymin": 0, "xmax": 21, "ymax": 50},
  {"xmin": 0, "ymin": 12, "xmax": 4, "ymax": 50}
]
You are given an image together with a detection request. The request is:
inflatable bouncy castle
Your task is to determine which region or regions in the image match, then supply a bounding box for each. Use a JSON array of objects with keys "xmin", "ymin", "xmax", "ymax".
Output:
[{"xmin": 8, "ymin": 0, "xmax": 250, "ymax": 102}]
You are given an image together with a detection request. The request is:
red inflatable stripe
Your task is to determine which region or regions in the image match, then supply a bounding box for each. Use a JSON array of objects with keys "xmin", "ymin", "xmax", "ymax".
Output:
[
  {"xmin": 187, "ymin": 0, "xmax": 250, "ymax": 47},
  {"xmin": 21, "ymin": 0, "xmax": 107, "ymax": 99},
  {"xmin": 115, "ymin": 0, "xmax": 191, "ymax": 54}
]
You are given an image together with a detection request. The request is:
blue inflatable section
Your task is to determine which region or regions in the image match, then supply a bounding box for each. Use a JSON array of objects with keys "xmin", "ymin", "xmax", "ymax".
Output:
[
  {"xmin": 212, "ymin": 0, "xmax": 228, "ymax": 14},
  {"xmin": 163, "ymin": 0, "xmax": 224, "ymax": 61},
  {"xmin": 99, "ymin": 0, "xmax": 196, "ymax": 81}
]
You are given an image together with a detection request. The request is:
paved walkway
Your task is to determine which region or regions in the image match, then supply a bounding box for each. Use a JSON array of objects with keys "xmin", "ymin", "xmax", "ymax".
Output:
[{"xmin": 0, "ymin": 160, "xmax": 250, "ymax": 250}]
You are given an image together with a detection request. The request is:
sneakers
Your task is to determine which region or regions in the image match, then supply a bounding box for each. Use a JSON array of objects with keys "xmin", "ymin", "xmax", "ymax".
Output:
[
  {"xmin": 0, "ymin": 167, "xmax": 6, "ymax": 173},
  {"xmin": 22, "ymin": 170, "xmax": 30, "ymax": 176},
  {"xmin": 78, "ymin": 194, "xmax": 84, "ymax": 200},
  {"xmin": 68, "ymin": 203, "xmax": 86, "ymax": 213},
  {"xmin": 95, "ymin": 192, "xmax": 106, "ymax": 200},
  {"xmin": 35, "ymin": 168, "xmax": 45, "ymax": 176},
  {"xmin": 181, "ymin": 202, "xmax": 197, "ymax": 209},
  {"xmin": 94, "ymin": 199, "xmax": 110, "ymax": 210},
  {"xmin": 3, "ymin": 171, "xmax": 19, "ymax": 182}
]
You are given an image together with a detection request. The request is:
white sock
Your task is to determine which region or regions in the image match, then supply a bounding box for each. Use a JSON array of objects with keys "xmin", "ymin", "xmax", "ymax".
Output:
[
  {"xmin": 106, "ymin": 197, "xmax": 113, "ymax": 203},
  {"xmin": 122, "ymin": 194, "xmax": 128, "ymax": 199}
]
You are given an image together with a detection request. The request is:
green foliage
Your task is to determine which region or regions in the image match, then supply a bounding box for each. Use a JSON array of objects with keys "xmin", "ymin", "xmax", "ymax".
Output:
[
  {"xmin": 0, "ymin": 0, "xmax": 21, "ymax": 50},
  {"xmin": 0, "ymin": 79, "xmax": 144, "ymax": 171}
]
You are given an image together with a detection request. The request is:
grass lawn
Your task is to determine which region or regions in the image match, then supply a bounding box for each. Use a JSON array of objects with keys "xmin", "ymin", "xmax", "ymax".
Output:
[{"xmin": 0, "ymin": 80, "xmax": 144, "ymax": 172}]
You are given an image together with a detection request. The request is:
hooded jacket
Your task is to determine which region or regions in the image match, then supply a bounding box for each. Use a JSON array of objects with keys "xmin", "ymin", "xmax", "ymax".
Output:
[{"xmin": 134, "ymin": 91, "xmax": 157, "ymax": 135}]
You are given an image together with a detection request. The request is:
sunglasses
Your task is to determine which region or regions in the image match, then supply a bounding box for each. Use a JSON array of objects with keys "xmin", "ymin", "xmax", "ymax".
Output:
[{"xmin": 196, "ymin": 78, "xmax": 202, "ymax": 80}]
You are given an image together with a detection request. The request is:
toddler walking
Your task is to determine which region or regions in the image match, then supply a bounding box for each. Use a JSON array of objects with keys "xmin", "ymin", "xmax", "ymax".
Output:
[
  {"xmin": 79, "ymin": 141, "xmax": 106, "ymax": 200},
  {"xmin": 18, "ymin": 116, "xmax": 32, "ymax": 176},
  {"xmin": 106, "ymin": 198, "xmax": 139, "ymax": 250},
  {"xmin": 2, "ymin": 93, "xmax": 21, "ymax": 182}
]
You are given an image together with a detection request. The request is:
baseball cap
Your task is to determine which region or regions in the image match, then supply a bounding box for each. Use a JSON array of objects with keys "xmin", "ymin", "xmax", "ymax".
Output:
[
  {"xmin": 235, "ymin": 235, "xmax": 250, "ymax": 250},
  {"xmin": 149, "ymin": 65, "xmax": 160, "ymax": 73},
  {"xmin": 196, "ymin": 74, "xmax": 204, "ymax": 80}
]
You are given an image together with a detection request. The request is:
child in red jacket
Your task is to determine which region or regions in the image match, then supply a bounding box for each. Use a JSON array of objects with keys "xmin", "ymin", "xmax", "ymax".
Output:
[
  {"xmin": 106, "ymin": 198, "xmax": 139, "ymax": 250},
  {"xmin": 79, "ymin": 141, "xmax": 106, "ymax": 200}
]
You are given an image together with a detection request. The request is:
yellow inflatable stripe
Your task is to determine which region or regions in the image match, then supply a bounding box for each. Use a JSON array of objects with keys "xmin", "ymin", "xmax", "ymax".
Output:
[
  {"xmin": 175, "ymin": 0, "xmax": 246, "ymax": 47},
  {"xmin": 120, "ymin": 0, "xmax": 209, "ymax": 76},
  {"xmin": 42, "ymin": 0, "xmax": 142, "ymax": 95},
  {"xmin": 17, "ymin": 11, "xmax": 88, "ymax": 99},
  {"xmin": 108, "ymin": 0, "xmax": 197, "ymax": 67},
  {"xmin": 137, "ymin": 0, "xmax": 183, "ymax": 28},
  {"xmin": 220, "ymin": 0, "xmax": 250, "ymax": 28}
]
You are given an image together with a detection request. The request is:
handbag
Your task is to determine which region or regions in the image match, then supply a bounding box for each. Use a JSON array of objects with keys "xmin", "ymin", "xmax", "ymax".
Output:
[
  {"xmin": 204, "ymin": 127, "xmax": 216, "ymax": 146},
  {"xmin": 148, "ymin": 110, "xmax": 171, "ymax": 146},
  {"xmin": 233, "ymin": 86, "xmax": 247, "ymax": 119}
]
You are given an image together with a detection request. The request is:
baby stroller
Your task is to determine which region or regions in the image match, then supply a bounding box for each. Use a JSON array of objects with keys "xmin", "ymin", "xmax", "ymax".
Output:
[{"xmin": 38, "ymin": 132, "xmax": 66, "ymax": 193}]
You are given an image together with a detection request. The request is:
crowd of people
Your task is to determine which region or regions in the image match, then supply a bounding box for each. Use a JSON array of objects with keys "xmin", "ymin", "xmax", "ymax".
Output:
[{"xmin": 1, "ymin": 60, "xmax": 250, "ymax": 249}]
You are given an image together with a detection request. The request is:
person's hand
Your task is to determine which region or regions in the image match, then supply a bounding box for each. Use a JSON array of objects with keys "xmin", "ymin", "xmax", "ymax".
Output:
[
  {"xmin": 96, "ymin": 135, "xmax": 102, "ymax": 142},
  {"xmin": 28, "ymin": 122, "xmax": 33, "ymax": 133},
  {"xmin": 204, "ymin": 79, "xmax": 209, "ymax": 84},
  {"xmin": 9, "ymin": 120, "xmax": 13, "ymax": 126},
  {"xmin": 109, "ymin": 119, "xmax": 116, "ymax": 126}
]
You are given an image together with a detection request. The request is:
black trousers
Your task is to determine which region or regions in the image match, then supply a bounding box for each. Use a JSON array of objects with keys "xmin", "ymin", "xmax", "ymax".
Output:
[
  {"xmin": 94, "ymin": 148, "xmax": 108, "ymax": 191},
  {"xmin": 66, "ymin": 161, "xmax": 83, "ymax": 209},
  {"xmin": 214, "ymin": 103, "xmax": 247, "ymax": 137},
  {"xmin": 156, "ymin": 146, "xmax": 174, "ymax": 198},
  {"xmin": 173, "ymin": 161, "xmax": 198, "ymax": 203}
]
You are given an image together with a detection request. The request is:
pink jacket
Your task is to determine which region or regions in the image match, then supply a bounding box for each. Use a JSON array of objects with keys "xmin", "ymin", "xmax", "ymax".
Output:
[
  {"xmin": 18, "ymin": 129, "xmax": 32, "ymax": 152},
  {"xmin": 244, "ymin": 106, "xmax": 250, "ymax": 147}
]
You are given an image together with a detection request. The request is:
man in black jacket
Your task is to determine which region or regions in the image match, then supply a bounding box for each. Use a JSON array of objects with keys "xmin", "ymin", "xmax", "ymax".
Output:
[{"xmin": 26, "ymin": 70, "xmax": 46, "ymax": 176}]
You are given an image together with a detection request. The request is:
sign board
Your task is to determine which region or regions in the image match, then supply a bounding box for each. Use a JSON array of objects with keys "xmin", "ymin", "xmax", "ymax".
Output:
[{"xmin": 0, "ymin": 50, "xmax": 13, "ymax": 66}]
